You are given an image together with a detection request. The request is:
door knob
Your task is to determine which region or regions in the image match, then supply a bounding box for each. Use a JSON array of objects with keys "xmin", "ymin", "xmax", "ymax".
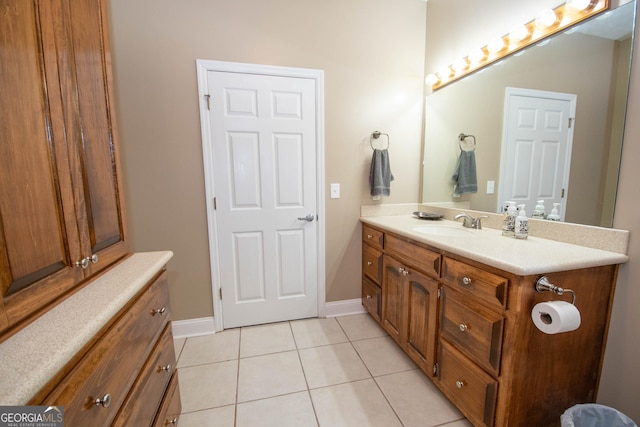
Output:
[{"xmin": 297, "ymin": 214, "xmax": 315, "ymax": 222}]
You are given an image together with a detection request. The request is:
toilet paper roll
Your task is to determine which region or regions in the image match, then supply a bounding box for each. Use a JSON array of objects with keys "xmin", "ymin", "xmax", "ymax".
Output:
[{"xmin": 531, "ymin": 301, "xmax": 581, "ymax": 334}]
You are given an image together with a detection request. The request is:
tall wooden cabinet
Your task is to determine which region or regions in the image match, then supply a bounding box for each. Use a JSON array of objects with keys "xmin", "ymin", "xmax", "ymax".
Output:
[
  {"xmin": 0, "ymin": 1, "xmax": 181, "ymax": 425},
  {"xmin": 0, "ymin": 0, "xmax": 127, "ymax": 334}
]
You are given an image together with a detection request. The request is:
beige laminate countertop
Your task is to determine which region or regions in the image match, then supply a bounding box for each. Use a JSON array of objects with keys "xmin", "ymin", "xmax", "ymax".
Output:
[
  {"xmin": 0, "ymin": 251, "xmax": 174, "ymax": 406},
  {"xmin": 361, "ymin": 215, "xmax": 629, "ymax": 275}
]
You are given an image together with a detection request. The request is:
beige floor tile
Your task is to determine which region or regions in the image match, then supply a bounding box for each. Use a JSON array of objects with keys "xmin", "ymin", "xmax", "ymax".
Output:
[
  {"xmin": 179, "ymin": 405, "xmax": 235, "ymax": 427},
  {"xmin": 441, "ymin": 420, "xmax": 474, "ymax": 427},
  {"xmin": 240, "ymin": 322, "xmax": 296, "ymax": 358},
  {"xmin": 352, "ymin": 336, "xmax": 416, "ymax": 376},
  {"xmin": 178, "ymin": 361, "xmax": 238, "ymax": 412},
  {"xmin": 375, "ymin": 370, "xmax": 466, "ymax": 427},
  {"xmin": 236, "ymin": 391, "xmax": 318, "ymax": 427},
  {"xmin": 237, "ymin": 351, "xmax": 307, "ymax": 403},
  {"xmin": 291, "ymin": 317, "xmax": 348, "ymax": 349},
  {"xmin": 336, "ymin": 314, "xmax": 388, "ymax": 342},
  {"xmin": 299, "ymin": 342, "xmax": 371, "ymax": 388},
  {"xmin": 310, "ymin": 378, "xmax": 402, "ymax": 427},
  {"xmin": 178, "ymin": 330, "xmax": 240, "ymax": 368}
]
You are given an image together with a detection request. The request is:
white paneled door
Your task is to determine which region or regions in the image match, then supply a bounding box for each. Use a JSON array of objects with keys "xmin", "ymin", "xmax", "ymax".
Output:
[
  {"xmin": 198, "ymin": 62, "xmax": 324, "ymax": 329},
  {"xmin": 498, "ymin": 87, "xmax": 575, "ymax": 220}
]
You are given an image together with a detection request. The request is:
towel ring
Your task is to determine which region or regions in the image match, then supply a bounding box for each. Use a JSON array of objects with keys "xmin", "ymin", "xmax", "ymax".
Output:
[
  {"xmin": 370, "ymin": 131, "xmax": 390, "ymax": 150},
  {"xmin": 458, "ymin": 133, "xmax": 476, "ymax": 152}
]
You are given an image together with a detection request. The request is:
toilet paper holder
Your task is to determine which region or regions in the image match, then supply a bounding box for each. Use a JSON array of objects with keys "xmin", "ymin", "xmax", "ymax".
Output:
[{"xmin": 535, "ymin": 276, "xmax": 577, "ymax": 305}]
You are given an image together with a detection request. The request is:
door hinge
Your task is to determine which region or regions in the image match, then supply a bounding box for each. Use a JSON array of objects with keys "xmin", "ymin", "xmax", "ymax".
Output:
[
  {"xmin": 205, "ymin": 94, "xmax": 211, "ymax": 110},
  {"xmin": 213, "ymin": 197, "xmax": 217, "ymax": 210},
  {"xmin": 433, "ymin": 362, "xmax": 439, "ymax": 375},
  {"xmin": 219, "ymin": 287, "xmax": 222, "ymax": 300},
  {"xmin": 561, "ymin": 188, "xmax": 565, "ymax": 198},
  {"xmin": 568, "ymin": 117, "xmax": 574, "ymax": 128}
]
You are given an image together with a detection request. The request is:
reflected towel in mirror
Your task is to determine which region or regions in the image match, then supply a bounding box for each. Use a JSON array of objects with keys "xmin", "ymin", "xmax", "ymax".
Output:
[
  {"xmin": 452, "ymin": 150, "xmax": 477, "ymax": 195},
  {"xmin": 369, "ymin": 148, "xmax": 394, "ymax": 197}
]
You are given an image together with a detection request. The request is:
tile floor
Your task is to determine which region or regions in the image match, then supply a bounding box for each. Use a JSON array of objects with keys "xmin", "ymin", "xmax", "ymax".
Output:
[{"xmin": 173, "ymin": 314, "xmax": 473, "ymax": 427}]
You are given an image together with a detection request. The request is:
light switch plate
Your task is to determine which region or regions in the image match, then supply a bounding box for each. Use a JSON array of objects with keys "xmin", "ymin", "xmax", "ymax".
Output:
[
  {"xmin": 487, "ymin": 180, "xmax": 495, "ymax": 194},
  {"xmin": 330, "ymin": 183, "xmax": 340, "ymax": 199}
]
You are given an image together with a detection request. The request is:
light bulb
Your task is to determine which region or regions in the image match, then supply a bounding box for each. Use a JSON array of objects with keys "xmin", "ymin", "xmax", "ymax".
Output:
[
  {"xmin": 535, "ymin": 9, "xmax": 558, "ymax": 29},
  {"xmin": 488, "ymin": 37, "xmax": 506, "ymax": 53},
  {"xmin": 438, "ymin": 66, "xmax": 453, "ymax": 79},
  {"xmin": 510, "ymin": 24, "xmax": 530, "ymax": 43},
  {"xmin": 567, "ymin": 0, "xmax": 597, "ymax": 12},
  {"xmin": 452, "ymin": 58, "xmax": 469, "ymax": 72},
  {"xmin": 468, "ymin": 48, "xmax": 486, "ymax": 65},
  {"xmin": 425, "ymin": 73, "xmax": 440, "ymax": 86}
]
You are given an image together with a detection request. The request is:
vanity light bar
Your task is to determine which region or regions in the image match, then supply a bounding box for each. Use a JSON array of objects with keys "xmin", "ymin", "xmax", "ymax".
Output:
[{"xmin": 426, "ymin": 0, "xmax": 609, "ymax": 91}]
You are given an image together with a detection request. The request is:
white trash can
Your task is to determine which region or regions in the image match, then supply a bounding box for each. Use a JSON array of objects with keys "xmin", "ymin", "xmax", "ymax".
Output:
[{"xmin": 561, "ymin": 404, "xmax": 637, "ymax": 427}]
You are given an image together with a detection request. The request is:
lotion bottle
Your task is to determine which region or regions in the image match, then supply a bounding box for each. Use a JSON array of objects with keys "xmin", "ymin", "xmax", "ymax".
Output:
[
  {"xmin": 547, "ymin": 203, "xmax": 561, "ymax": 221},
  {"xmin": 532, "ymin": 200, "xmax": 546, "ymax": 219},
  {"xmin": 502, "ymin": 201, "xmax": 517, "ymax": 237},
  {"xmin": 515, "ymin": 204, "xmax": 529, "ymax": 239}
]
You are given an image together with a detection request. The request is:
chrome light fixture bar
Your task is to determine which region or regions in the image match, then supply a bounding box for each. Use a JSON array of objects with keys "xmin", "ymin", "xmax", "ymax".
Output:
[{"xmin": 425, "ymin": 0, "xmax": 610, "ymax": 91}]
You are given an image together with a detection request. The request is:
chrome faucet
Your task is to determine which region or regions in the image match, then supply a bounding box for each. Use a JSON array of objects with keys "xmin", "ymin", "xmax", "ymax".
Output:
[{"xmin": 454, "ymin": 213, "xmax": 488, "ymax": 229}]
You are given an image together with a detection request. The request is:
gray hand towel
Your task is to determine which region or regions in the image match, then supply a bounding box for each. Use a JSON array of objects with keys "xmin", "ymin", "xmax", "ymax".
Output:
[
  {"xmin": 451, "ymin": 150, "xmax": 477, "ymax": 195},
  {"xmin": 369, "ymin": 148, "xmax": 394, "ymax": 197}
]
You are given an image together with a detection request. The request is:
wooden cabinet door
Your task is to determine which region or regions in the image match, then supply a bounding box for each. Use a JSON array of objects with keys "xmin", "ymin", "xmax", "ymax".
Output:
[
  {"xmin": 64, "ymin": 0, "xmax": 128, "ymax": 273},
  {"xmin": 405, "ymin": 269, "xmax": 439, "ymax": 376},
  {"xmin": 0, "ymin": 0, "xmax": 84, "ymax": 330},
  {"xmin": 382, "ymin": 256, "xmax": 405, "ymax": 345}
]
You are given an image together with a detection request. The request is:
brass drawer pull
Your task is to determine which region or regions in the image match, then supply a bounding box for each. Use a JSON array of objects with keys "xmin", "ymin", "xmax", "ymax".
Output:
[
  {"xmin": 152, "ymin": 307, "xmax": 166, "ymax": 316},
  {"xmin": 462, "ymin": 276, "xmax": 472, "ymax": 286},
  {"xmin": 459, "ymin": 323, "xmax": 469, "ymax": 332},
  {"xmin": 94, "ymin": 393, "xmax": 112, "ymax": 408},
  {"xmin": 456, "ymin": 380, "xmax": 465, "ymax": 389}
]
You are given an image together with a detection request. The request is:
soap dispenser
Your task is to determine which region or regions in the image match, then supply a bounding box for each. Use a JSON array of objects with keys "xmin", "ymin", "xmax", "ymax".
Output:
[
  {"xmin": 502, "ymin": 201, "xmax": 517, "ymax": 237},
  {"xmin": 547, "ymin": 203, "xmax": 561, "ymax": 221},
  {"xmin": 515, "ymin": 204, "xmax": 529, "ymax": 239},
  {"xmin": 532, "ymin": 200, "xmax": 546, "ymax": 219}
]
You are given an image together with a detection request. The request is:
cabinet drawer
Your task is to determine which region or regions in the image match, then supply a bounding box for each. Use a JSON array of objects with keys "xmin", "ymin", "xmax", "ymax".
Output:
[
  {"xmin": 362, "ymin": 278, "xmax": 382, "ymax": 323},
  {"xmin": 442, "ymin": 257, "xmax": 508, "ymax": 309},
  {"xmin": 438, "ymin": 340, "xmax": 497, "ymax": 427},
  {"xmin": 440, "ymin": 287, "xmax": 504, "ymax": 375},
  {"xmin": 363, "ymin": 225, "xmax": 384, "ymax": 250},
  {"xmin": 153, "ymin": 372, "xmax": 181, "ymax": 427},
  {"xmin": 363, "ymin": 244, "xmax": 383, "ymax": 284},
  {"xmin": 113, "ymin": 323, "xmax": 177, "ymax": 426},
  {"xmin": 386, "ymin": 234, "xmax": 440, "ymax": 279},
  {"xmin": 44, "ymin": 272, "xmax": 171, "ymax": 427}
]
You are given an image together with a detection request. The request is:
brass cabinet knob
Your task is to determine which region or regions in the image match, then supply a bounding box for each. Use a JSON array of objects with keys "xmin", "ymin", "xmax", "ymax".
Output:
[
  {"xmin": 462, "ymin": 276, "xmax": 472, "ymax": 286},
  {"xmin": 459, "ymin": 323, "xmax": 468, "ymax": 332},
  {"xmin": 456, "ymin": 380, "xmax": 465, "ymax": 389}
]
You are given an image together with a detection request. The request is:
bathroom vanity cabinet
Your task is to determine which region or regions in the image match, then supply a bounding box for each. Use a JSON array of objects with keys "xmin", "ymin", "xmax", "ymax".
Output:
[{"xmin": 362, "ymin": 222, "xmax": 620, "ymax": 427}]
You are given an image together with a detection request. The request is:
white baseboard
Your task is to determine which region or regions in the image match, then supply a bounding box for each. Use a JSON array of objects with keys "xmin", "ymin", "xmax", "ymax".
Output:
[
  {"xmin": 172, "ymin": 299, "xmax": 365, "ymax": 338},
  {"xmin": 324, "ymin": 298, "xmax": 366, "ymax": 318},
  {"xmin": 171, "ymin": 316, "xmax": 216, "ymax": 339}
]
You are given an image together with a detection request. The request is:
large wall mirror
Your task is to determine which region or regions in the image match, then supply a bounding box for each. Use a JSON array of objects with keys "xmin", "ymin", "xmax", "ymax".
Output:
[{"xmin": 421, "ymin": 1, "xmax": 636, "ymax": 227}]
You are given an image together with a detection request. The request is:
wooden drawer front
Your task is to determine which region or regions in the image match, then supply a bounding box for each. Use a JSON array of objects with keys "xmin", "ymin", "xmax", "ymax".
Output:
[
  {"xmin": 439, "ymin": 340, "xmax": 497, "ymax": 427},
  {"xmin": 113, "ymin": 323, "xmax": 177, "ymax": 426},
  {"xmin": 363, "ymin": 225, "xmax": 384, "ymax": 250},
  {"xmin": 362, "ymin": 278, "xmax": 382, "ymax": 323},
  {"xmin": 442, "ymin": 257, "xmax": 508, "ymax": 309},
  {"xmin": 44, "ymin": 272, "xmax": 171, "ymax": 427},
  {"xmin": 386, "ymin": 234, "xmax": 440, "ymax": 279},
  {"xmin": 441, "ymin": 287, "xmax": 504, "ymax": 375},
  {"xmin": 363, "ymin": 244, "xmax": 383, "ymax": 284},
  {"xmin": 153, "ymin": 372, "xmax": 181, "ymax": 427}
]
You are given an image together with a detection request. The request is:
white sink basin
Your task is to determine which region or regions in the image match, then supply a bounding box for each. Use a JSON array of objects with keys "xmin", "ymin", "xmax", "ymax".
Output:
[{"xmin": 412, "ymin": 225, "xmax": 474, "ymax": 237}]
